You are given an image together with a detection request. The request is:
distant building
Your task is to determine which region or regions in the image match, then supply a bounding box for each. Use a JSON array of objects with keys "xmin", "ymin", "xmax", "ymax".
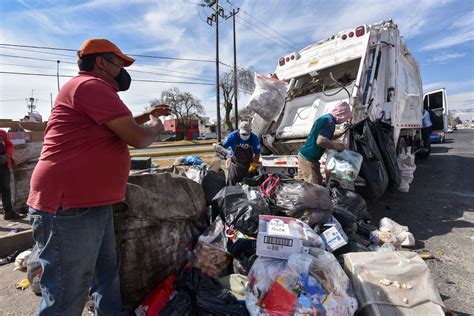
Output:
[
  {"xmin": 163, "ymin": 118, "xmax": 199, "ymax": 140},
  {"xmin": 198, "ymin": 116, "xmax": 217, "ymax": 138}
]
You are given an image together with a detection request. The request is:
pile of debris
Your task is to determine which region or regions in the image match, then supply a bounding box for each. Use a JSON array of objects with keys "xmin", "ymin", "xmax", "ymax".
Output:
[
  {"xmin": 128, "ymin": 149, "xmax": 444, "ymax": 315},
  {"xmin": 11, "ymin": 148, "xmax": 441, "ymax": 315}
]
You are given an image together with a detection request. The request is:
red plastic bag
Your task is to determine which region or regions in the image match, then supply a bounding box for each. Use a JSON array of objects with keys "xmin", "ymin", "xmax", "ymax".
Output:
[{"xmin": 135, "ymin": 275, "xmax": 176, "ymax": 316}]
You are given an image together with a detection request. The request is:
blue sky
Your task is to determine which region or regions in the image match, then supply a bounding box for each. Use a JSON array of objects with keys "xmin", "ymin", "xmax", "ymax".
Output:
[{"xmin": 0, "ymin": 0, "xmax": 473, "ymax": 121}]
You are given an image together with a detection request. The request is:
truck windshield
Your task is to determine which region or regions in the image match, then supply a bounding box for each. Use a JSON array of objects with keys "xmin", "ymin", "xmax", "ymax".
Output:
[{"xmin": 287, "ymin": 58, "xmax": 361, "ymax": 100}]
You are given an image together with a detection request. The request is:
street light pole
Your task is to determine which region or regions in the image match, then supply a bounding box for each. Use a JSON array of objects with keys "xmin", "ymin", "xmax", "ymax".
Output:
[{"xmin": 56, "ymin": 60, "xmax": 60, "ymax": 92}]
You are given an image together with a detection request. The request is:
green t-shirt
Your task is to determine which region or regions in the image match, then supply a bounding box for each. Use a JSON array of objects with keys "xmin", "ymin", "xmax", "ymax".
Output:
[{"xmin": 299, "ymin": 114, "xmax": 336, "ymax": 162}]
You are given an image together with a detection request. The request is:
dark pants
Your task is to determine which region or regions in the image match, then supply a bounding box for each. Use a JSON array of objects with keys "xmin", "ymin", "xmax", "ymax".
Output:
[
  {"xmin": 0, "ymin": 165, "xmax": 12, "ymax": 213},
  {"xmin": 421, "ymin": 127, "xmax": 432, "ymax": 149}
]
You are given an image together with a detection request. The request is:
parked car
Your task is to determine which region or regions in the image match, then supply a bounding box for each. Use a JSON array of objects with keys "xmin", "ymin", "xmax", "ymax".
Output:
[
  {"xmin": 430, "ymin": 130, "xmax": 445, "ymax": 143},
  {"xmin": 447, "ymin": 126, "xmax": 453, "ymax": 133}
]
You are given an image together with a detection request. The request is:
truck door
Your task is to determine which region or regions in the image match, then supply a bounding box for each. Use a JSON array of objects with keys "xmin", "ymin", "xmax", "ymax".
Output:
[{"xmin": 423, "ymin": 88, "xmax": 448, "ymax": 131}]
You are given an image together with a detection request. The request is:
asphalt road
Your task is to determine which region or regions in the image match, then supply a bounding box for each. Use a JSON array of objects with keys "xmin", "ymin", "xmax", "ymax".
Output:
[
  {"xmin": 370, "ymin": 129, "xmax": 474, "ymax": 315},
  {"xmin": 0, "ymin": 130, "xmax": 472, "ymax": 315}
]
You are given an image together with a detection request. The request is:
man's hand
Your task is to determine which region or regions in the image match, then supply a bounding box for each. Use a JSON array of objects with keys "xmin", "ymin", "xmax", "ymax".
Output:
[
  {"xmin": 148, "ymin": 104, "xmax": 171, "ymax": 117},
  {"xmin": 334, "ymin": 142, "xmax": 345, "ymax": 152},
  {"xmin": 342, "ymin": 122, "xmax": 352, "ymax": 131}
]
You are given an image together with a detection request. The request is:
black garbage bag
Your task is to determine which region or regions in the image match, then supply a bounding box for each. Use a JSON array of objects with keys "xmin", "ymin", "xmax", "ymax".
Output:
[
  {"xmin": 349, "ymin": 119, "xmax": 389, "ymax": 199},
  {"xmin": 211, "ymin": 185, "xmax": 271, "ymax": 237},
  {"xmin": 233, "ymin": 254, "xmax": 258, "ymax": 276},
  {"xmin": 161, "ymin": 268, "xmax": 249, "ymax": 316},
  {"xmin": 330, "ymin": 185, "xmax": 371, "ymax": 221},
  {"xmin": 356, "ymin": 221, "xmax": 378, "ymax": 238},
  {"xmin": 242, "ymin": 174, "xmax": 268, "ymax": 186},
  {"xmin": 202, "ymin": 170, "xmax": 226, "ymax": 206},
  {"xmin": 260, "ymin": 175, "xmax": 333, "ymax": 216},
  {"xmin": 372, "ymin": 120, "xmax": 401, "ymax": 187}
]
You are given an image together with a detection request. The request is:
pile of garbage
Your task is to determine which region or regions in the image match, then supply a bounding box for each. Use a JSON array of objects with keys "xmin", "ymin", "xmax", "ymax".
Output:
[
  {"xmin": 9, "ymin": 149, "xmax": 438, "ymax": 315},
  {"xmin": 131, "ymin": 149, "xmax": 443, "ymax": 315}
]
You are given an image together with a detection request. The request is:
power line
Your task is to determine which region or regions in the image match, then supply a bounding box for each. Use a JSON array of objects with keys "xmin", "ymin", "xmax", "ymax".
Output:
[
  {"xmin": 0, "ymin": 43, "xmax": 216, "ymax": 63},
  {"xmin": 234, "ymin": 18, "xmax": 290, "ymax": 51},
  {"xmin": 0, "ymin": 71, "xmax": 215, "ymax": 86},
  {"xmin": 0, "ymin": 45, "xmax": 77, "ymax": 59},
  {"xmin": 0, "ymin": 53, "xmax": 76, "ymax": 64},
  {"xmin": 136, "ymin": 64, "xmax": 215, "ymax": 79},
  {"xmin": 0, "ymin": 50, "xmax": 216, "ymax": 79},
  {"xmin": 0, "ymin": 58, "xmax": 214, "ymax": 83},
  {"xmin": 226, "ymin": 0, "xmax": 299, "ymax": 49},
  {"xmin": 236, "ymin": 15, "xmax": 295, "ymax": 50}
]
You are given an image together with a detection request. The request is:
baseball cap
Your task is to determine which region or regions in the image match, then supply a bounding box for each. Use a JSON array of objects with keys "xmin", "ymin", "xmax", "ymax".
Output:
[
  {"xmin": 239, "ymin": 121, "xmax": 252, "ymax": 134},
  {"xmin": 78, "ymin": 38, "xmax": 135, "ymax": 67}
]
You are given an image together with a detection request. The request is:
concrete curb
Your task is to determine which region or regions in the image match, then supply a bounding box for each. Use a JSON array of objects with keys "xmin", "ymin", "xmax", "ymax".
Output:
[
  {"xmin": 0, "ymin": 229, "xmax": 34, "ymax": 257},
  {"xmin": 129, "ymin": 140, "xmax": 215, "ymax": 150},
  {"xmin": 130, "ymin": 148, "xmax": 215, "ymax": 158}
]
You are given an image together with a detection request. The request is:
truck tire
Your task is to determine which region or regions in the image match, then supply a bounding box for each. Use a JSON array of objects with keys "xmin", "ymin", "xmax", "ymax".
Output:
[{"xmin": 416, "ymin": 148, "xmax": 430, "ymax": 159}]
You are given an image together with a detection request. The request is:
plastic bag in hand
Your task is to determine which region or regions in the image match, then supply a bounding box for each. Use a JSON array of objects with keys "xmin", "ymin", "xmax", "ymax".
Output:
[
  {"xmin": 325, "ymin": 150, "xmax": 363, "ymax": 182},
  {"xmin": 246, "ymin": 73, "xmax": 288, "ymax": 121}
]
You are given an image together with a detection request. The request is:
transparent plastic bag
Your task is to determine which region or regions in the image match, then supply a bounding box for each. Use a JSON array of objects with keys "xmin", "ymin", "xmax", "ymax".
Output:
[
  {"xmin": 246, "ymin": 251, "xmax": 358, "ymax": 316},
  {"xmin": 325, "ymin": 150, "xmax": 363, "ymax": 182},
  {"xmin": 193, "ymin": 217, "xmax": 232, "ymax": 278},
  {"xmin": 246, "ymin": 73, "xmax": 288, "ymax": 121}
]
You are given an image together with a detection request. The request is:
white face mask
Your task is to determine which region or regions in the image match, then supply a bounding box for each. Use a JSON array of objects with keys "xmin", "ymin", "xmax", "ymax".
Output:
[{"xmin": 240, "ymin": 134, "xmax": 250, "ymax": 141}]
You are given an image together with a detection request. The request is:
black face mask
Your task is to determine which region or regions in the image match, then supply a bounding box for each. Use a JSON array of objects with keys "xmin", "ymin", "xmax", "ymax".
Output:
[
  {"xmin": 115, "ymin": 68, "xmax": 131, "ymax": 91},
  {"xmin": 103, "ymin": 58, "xmax": 132, "ymax": 91}
]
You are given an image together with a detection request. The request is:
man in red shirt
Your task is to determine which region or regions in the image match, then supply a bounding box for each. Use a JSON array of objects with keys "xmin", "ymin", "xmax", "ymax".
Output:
[
  {"xmin": 0, "ymin": 130, "xmax": 20, "ymax": 220},
  {"xmin": 27, "ymin": 38, "xmax": 170, "ymax": 315}
]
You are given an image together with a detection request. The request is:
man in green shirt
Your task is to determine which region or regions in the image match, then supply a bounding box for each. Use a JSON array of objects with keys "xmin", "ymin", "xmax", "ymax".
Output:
[{"xmin": 298, "ymin": 101, "xmax": 352, "ymax": 184}]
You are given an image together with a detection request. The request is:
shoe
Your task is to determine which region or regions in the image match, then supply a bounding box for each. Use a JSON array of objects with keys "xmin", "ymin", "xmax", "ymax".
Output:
[
  {"xmin": 4, "ymin": 211, "xmax": 26, "ymax": 221},
  {"xmin": 0, "ymin": 250, "xmax": 19, "ymax": 266}
]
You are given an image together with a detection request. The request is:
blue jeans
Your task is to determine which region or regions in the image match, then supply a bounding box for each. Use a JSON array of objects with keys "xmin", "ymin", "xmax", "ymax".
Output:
[{"xmin": 29, "ymin": 205, "xmax": 125, "ymax": 316}]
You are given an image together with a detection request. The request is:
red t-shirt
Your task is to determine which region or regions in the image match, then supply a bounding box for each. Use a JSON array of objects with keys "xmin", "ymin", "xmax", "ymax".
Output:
[{"xmin": 27, "ymin": 71, "xmax": 132, "ymax": 213}]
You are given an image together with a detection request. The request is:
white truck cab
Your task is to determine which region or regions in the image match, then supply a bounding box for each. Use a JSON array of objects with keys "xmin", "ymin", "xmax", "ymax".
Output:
[
  {"xmin": 253, "ymin": 20, "xmax": 425, "ymax": 159},
  {"xmin": 423, "ymin": 88, "xmax": 449, "ymax": 143}
]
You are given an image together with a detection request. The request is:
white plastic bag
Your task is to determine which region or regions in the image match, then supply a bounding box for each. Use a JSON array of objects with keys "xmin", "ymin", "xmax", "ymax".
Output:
[
  {"xmin": 246, "ymin": 73, "xmax": 288, "ymax": 121},
  {"xmin": 397, "ymin": 153, "xmax": 416, "ymax": 192}
]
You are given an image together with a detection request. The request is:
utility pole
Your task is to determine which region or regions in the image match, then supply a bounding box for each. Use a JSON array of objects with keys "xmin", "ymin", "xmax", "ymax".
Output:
[
  {"xmin": 56, "ymin": 60, "xmax": 60, "ymax": 92},
  {"xmin": 226, "ymin": 8, "xmax": 239, "ymax": 130},
  {"xmin": 50, "ymin": 92, "xmax": 53, "ymax": 108},
  {"xmin": 206, "ymin": 0, "xmax": 224, "ymax": 142}
]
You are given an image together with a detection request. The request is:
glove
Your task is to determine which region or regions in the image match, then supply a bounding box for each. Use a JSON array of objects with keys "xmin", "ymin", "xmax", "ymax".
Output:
[{"xmin": 248, "ymin": 163, "xmax": 258, "ymax": 175}]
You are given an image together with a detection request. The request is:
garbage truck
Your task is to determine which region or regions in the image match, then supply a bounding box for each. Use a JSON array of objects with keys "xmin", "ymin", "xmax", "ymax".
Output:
[{"xmin": 252, "ymin": 20, "xmax": 440, "ymax": 181}]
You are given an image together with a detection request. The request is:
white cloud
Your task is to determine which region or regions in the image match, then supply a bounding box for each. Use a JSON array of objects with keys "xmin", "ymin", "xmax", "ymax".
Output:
[
  {"xmin": 427, "ymin": 52, "xmax": 467, "ymax": 63},
  {"xmin": 420, "ymin": 30, "xmax": 474, "ymax": 51},
  {"xmin": 423, "ymin": 80, "xmax": 474, "ymax": 95},
  {"xmin": 447, "ymin": 91, "xmax": 474, "ymax": 111}
]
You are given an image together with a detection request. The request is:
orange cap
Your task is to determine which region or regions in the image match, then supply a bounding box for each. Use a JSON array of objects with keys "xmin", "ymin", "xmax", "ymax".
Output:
[{"xmin": 78, "ymin": 38, "xmax": 135, "ymax": 67}]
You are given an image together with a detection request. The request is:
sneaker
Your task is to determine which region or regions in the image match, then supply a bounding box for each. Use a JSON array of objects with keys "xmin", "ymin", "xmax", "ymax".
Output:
[{"xmin": 4, "ymin": 212, "xmax": 26, "ymax": 221}]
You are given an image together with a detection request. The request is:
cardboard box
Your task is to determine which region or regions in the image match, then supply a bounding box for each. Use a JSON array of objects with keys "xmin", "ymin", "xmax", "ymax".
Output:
[
  {"xmin": 256, "ymin": 215, "xmax": 309, "ymax": 260},
  {"xmin": 25, "ymin": 131, "xmax": 45, "ymax": 142},
  {"xmin": 321, "ymin": 217, "xmax": 348, "ymax": 252}
]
